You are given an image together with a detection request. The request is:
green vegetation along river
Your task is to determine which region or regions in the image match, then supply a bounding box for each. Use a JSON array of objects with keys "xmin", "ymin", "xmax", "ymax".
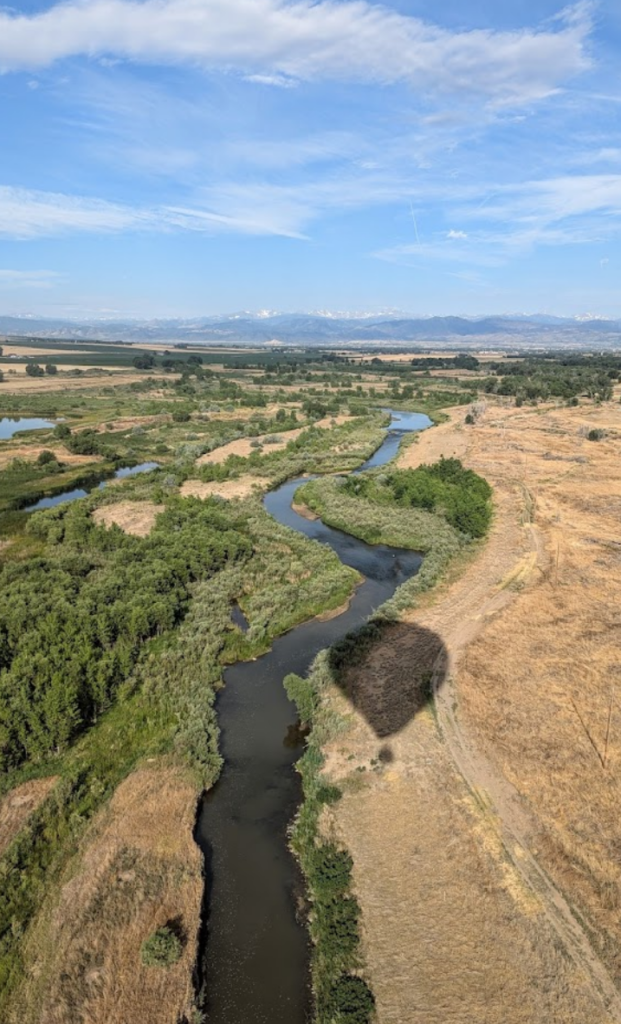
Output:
[{"xmin": 194, "ymin": 411, "xmax": 431, "ymax": 1023}]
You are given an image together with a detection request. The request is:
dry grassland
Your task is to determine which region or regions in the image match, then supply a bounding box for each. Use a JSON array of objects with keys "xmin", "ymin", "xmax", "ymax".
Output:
[
  {"xmin": 0, "ymin": 371, "xmax": 168, "ymax": 393},
  {"xmin": 94, "ymin": 414, "xmax": 166, "ymax": 432},
  {"xmin": 320, "ymin": 399, "xmax": 621, "ymax": 1022},
  {"xmin": 1, "ymin": 346, "xmax": 81, "ymax": 357},
  {"xmin": 93, "ymin": 501, "xmax": 164, "ymax": 536},
  {"xmin": 198, "ymin": 414, "xmax": 351, "ymax": 464},
  {"xmin": 180, "ymin": 475, "xmax": 271, "ymax": 501},
  {"xmin": 12, "ymin": 765, "xmax": 203, "ymax": 1024},
  {"xmin": 0, "ymin": 778, "xmax": 58, "ymax": 858},
  {"xmin": 0, "ymin": 444, "xmax": 103, "ymax": 469}
]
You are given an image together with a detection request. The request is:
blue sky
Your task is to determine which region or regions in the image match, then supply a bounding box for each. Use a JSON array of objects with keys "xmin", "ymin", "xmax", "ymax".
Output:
[{"xmin": 1, "ymin": 0, "xmax": 621, "ymax": 318}]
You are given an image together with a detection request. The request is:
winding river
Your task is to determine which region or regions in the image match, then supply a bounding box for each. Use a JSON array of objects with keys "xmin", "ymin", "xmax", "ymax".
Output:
[{"xmin": 194, "ymin": 410, "xmax": 432, "ymax": 1024}]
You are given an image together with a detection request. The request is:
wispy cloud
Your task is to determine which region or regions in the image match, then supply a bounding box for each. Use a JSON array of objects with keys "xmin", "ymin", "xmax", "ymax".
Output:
[
  {"xmin": 0, "ymin": 0, "xmax": 591, "ymax": 107},
  {"xmin": 0, "ymin": 269, "xmax": 62, "ymax": 288},
  {"xmin": 0, "ymin": 184, "xmax": 311, "ymax": 239},
  {"xmin": 375, "ymin": 170, "xmax": 621, "ymax": 268},
  {"xmin": 0, "ymin": 186, "xmax": 151, "ymax": 239}
]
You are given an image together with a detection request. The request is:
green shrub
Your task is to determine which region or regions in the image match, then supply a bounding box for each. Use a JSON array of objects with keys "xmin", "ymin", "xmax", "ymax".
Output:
[
  {"xmin": 331, "ymin": 975, "xmax": 375, "ymax": 1023},
  {"xmin": 140, "ymin": 926, "xmax": 182, "ymax": 967},
  {"xmin": 36, "ymin": 450, "xmax": 58, "ymax": 467}
]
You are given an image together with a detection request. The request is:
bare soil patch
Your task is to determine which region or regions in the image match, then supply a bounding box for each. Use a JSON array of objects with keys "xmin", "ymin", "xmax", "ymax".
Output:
[
  {"xmin": 0, "ymin": 778, "xmax": 58, "ymax": 858},
  {"xmin": 180, "ymin": 476, "xmax": 270, "ymax": 501},
  {"xmin": 93, "ymin": 501, "xmax": 164, "ymax": 536},
  {"xmin": 12, "ymin": 765, "xmax": 202, "ymax": 1024}
]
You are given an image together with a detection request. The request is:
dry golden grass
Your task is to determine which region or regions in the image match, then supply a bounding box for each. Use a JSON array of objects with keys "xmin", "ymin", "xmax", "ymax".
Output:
[
  {"xmin": 1, "ymin": 346, "xmax": 80, "ymax": 357},
  {"xmin": 180, "ymin": 475, "xmax": 270, "ymax": 501},
  {"xmin": 452, "ymin": 401, "xmax": 621, "ymax": 988},
  {"xmin": 0, "ymin": 778, "xmax": 58, "ymax": 858},
  {"xmin": 0, "ymin": 371, "xmax": 168, "ymax": 393},
  {"xmin": 318, "ymin": 398, "xmax": 621, "ymax": 1022},
  {"xmin": 323, "ymin": 709, "xmax": 607, "ymax": 1024},
  {"xmin": 0, "ymin": 444, "xmax": 104, "ymax": 469},
  {"xmin": 12, "ymin": 764, "xmax": 203, "ymax": 1024},
  {"xmin": 92, "ymin": 501, "xmax": 164, "ymax": 536}
]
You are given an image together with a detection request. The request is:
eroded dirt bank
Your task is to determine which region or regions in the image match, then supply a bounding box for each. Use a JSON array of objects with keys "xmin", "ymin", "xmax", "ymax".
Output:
[{"xmin": 321, "ymin": 399, "xmax": 621, "ymax": 1023}]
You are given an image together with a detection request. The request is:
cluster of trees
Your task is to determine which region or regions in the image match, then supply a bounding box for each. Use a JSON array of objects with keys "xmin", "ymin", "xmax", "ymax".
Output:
[
  {"xmin": 344, "ymin": 457, "xmax": 492, "ymax": 538},
  {"xmin": 132, "ymin": 350, "xmax": 211, "ymax": 376},
  {"xmin": 132, "ymin": 353, "xmax": 156, "ymax": 370},
  {"xmin": 52, "ymin": 422, "xmax": 124, "ymax": 459},
  {"xmin": 483, "ymin": 355, "xmax": 617, "ymax": 403},
  {"xmin": 25, "ymin": 363, "xmax": 57, "ymax": 377},
  {"xmin": 0, "ymin": 499, "xmax": 251, "ymax": 770},
  {"xmin": 410, "ymin": 354, "xmax": 480, "ymax": 371}
]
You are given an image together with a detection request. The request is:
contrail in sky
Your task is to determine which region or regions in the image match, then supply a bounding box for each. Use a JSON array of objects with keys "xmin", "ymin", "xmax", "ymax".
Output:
[{"xmin": 409, "ymin": 202, "xmax": 421, "ymax": 246}]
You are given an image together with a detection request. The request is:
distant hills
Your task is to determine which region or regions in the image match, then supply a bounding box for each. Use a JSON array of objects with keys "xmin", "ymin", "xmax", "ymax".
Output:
[{"xmin": 2, "ymin": 312, "xmax": 621, "ymax": 348}]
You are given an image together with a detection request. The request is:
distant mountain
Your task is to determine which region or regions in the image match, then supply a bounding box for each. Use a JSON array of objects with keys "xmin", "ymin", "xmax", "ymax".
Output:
[{"xmin": 2, "ymin": 312, "xmax": 621, "ymax": 347}]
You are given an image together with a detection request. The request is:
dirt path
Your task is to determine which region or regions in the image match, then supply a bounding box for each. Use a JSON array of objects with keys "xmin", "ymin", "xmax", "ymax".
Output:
[{"xmin": 323, "ymin": 400, "xmax": 621, "ymax": 1022}]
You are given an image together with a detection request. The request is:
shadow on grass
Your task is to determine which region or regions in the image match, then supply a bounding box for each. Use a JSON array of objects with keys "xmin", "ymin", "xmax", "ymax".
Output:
[{"xmin": 328, "ymin": 617, "xmax": 447, "ymax": 742}]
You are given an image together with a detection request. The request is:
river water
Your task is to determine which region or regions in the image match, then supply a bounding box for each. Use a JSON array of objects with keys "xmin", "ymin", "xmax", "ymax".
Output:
[{"xmin": 194, "ymin": 410, "xmax": 431, "ymax": 1024}]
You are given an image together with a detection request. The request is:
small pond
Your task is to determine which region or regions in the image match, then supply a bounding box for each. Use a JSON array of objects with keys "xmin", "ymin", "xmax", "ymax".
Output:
[{"xmin": 0, "ymin": 417, "xmax": 57, "ymax": 440}]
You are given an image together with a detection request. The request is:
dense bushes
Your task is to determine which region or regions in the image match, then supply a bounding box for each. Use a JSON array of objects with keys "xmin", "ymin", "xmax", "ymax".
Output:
[
  {"xmin": 0, "ymin": 499, "xmax": 251, "ymax": 770},
  {"xmin": 343, "ymin": 457, "xmax": 492, "ymax": 539}
]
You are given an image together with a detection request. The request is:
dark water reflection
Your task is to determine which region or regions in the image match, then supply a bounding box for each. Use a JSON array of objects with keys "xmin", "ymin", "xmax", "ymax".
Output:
[
  {"xmin": 195, "ymin": 410, "xmax": 432, "ymax": 1024},
  {"xmin": 24, "ymin": 461, "xmax": 159, "ymax": 512}
]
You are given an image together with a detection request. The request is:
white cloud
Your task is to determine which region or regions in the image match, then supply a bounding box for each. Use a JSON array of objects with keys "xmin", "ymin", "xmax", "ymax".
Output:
[
  {"xmin": 467, "ymin": 174, "xmax": 621, "ymax": 225},
  {"xmin": 447, "ymin": 229, "xmax": 468, "ymax": 239},
  {"xmin": 0, "ymin": 186, "xmax": 151, "ymax": 238},
  {"xmin": 0, "ymin": 184, "xmax": 309, "ymax": 239},
  {"xmin": 573, "ymin": 147, "xmax": 621, "ymax": 165},
  {"xmin": 0, "ymin": 0, "xmax": 591, "ymax": 107},
  {"xmin": 245, "ymin": 73, "xmax": 298, "ymax": 88},
  {"xmin": 0, "ymin": 269, "xmax": 61, "ymax": 288}
]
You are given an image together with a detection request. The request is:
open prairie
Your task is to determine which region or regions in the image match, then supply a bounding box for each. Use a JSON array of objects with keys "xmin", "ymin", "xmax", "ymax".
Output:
[{"xmin": 321, "ymin": 397, "xmax": 621, "ymax": 1022}]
